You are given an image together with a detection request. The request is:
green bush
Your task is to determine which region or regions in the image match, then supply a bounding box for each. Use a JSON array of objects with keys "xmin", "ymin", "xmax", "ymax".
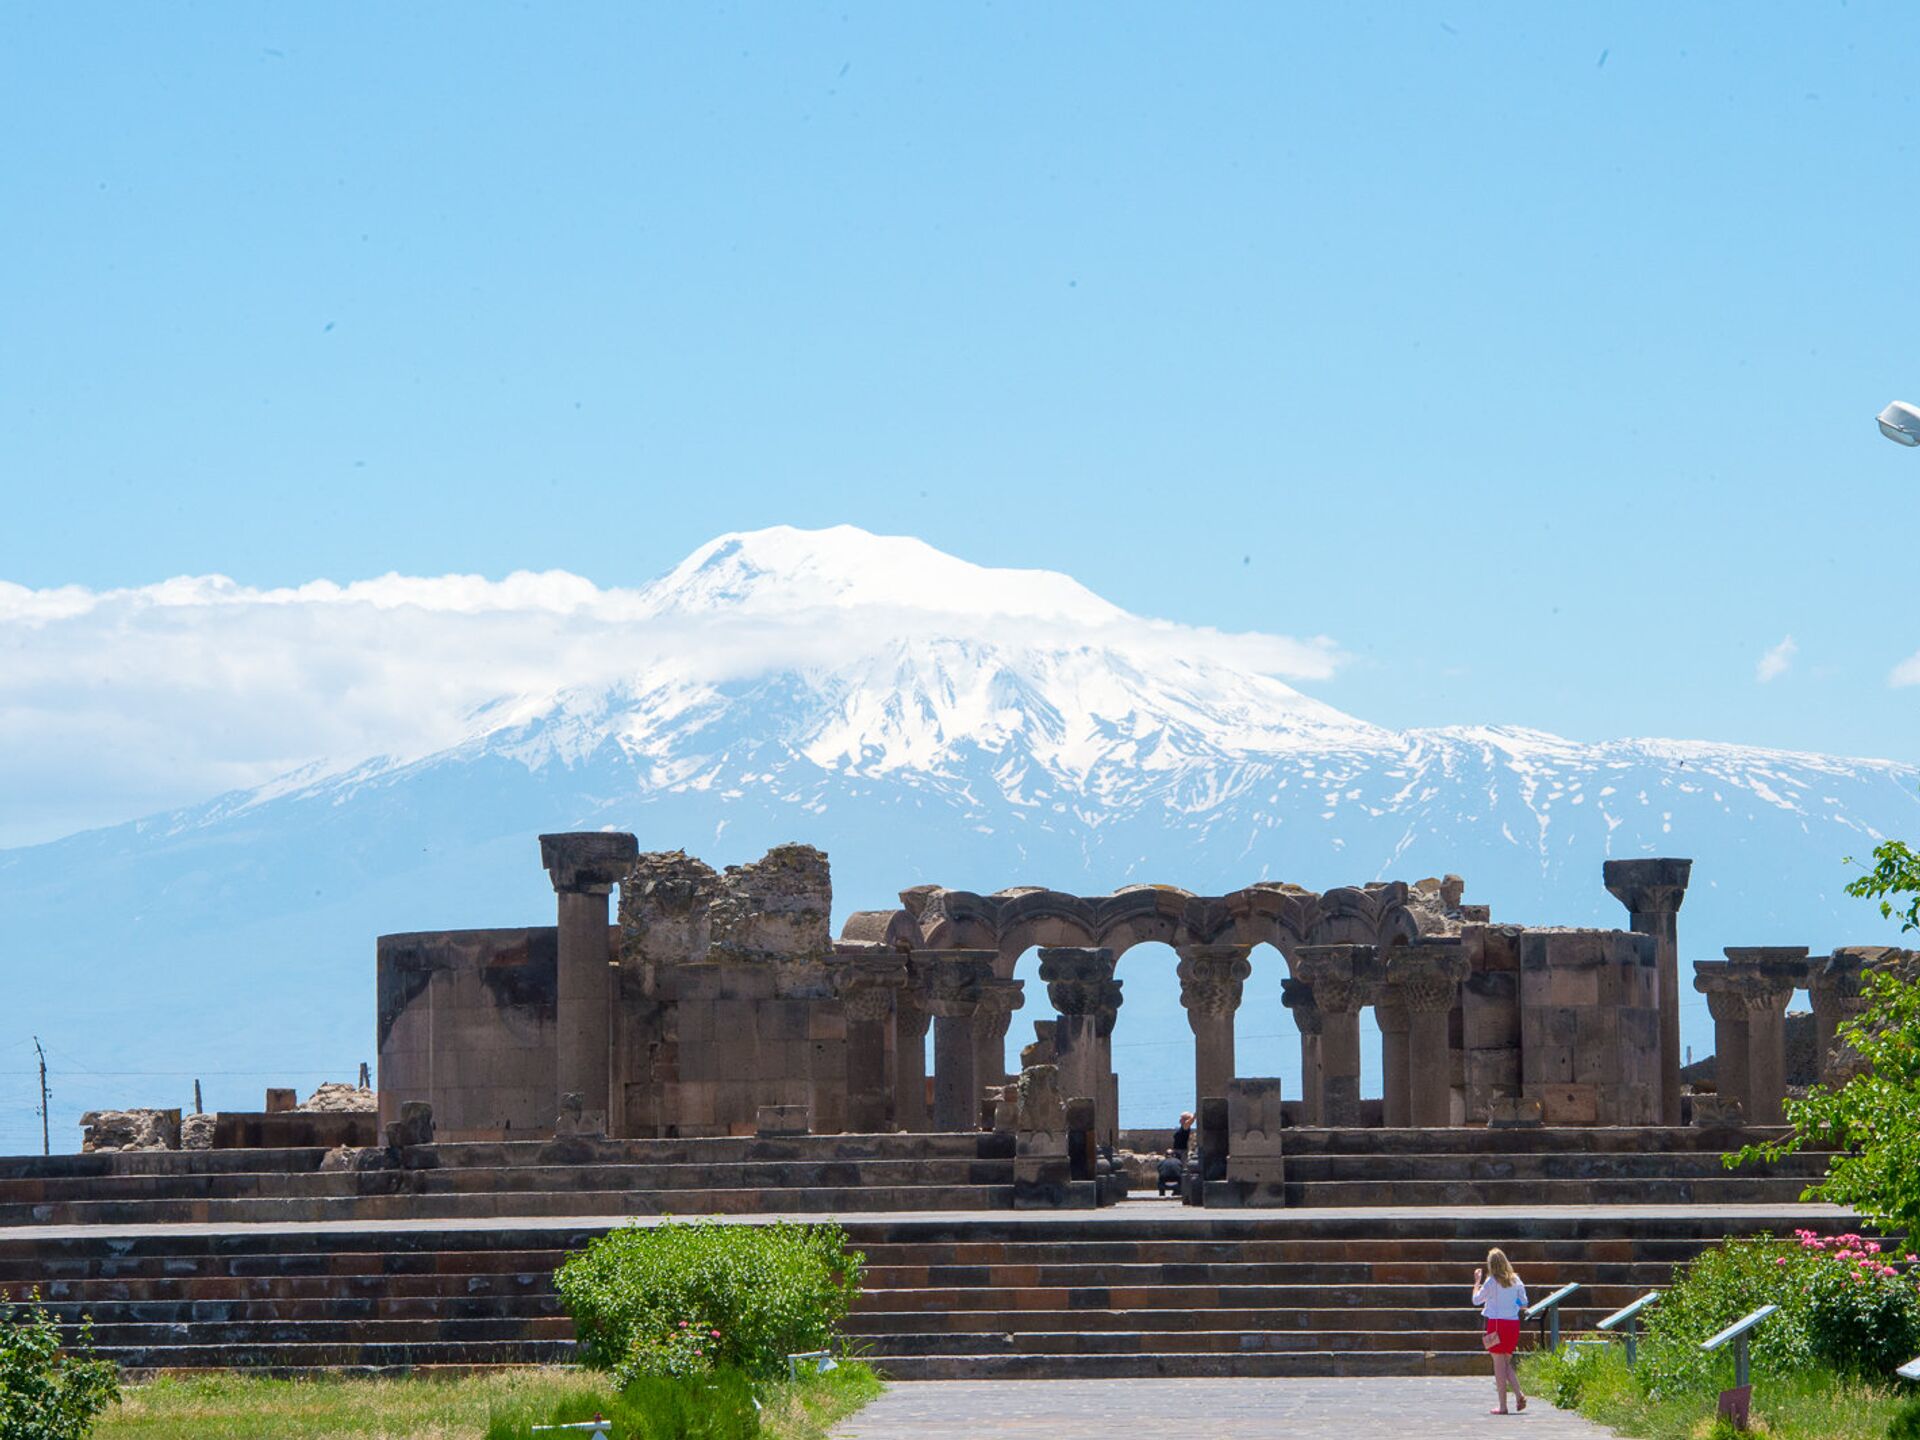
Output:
[
  {"xmin": 0, "ymin": 1291, "xmax": 120, "ymax": 1440},
  {"xmin": 1888, "ymin": 1395, "xmax": 1920, "ymax": 1440},
  {"xmin": 554, "ymin": 1221, "xmax": 864, "ymax": 1384},
  {"xmin": 1632, "ymin": 1232, "xmax": 1920, "ymax": 1397},
  {"xmin": 1636, "ymin": 1236, "xmax": 1816, "ymax": 1395}
]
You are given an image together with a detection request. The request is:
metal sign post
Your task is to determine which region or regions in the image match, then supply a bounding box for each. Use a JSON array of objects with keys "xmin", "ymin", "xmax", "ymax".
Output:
[
  {"xmin": 1702, "ymin": 1303, "xmax": 1778, "ymax": 1431},
  {"xmin": 1524, "ymin": 1282, "xmax": 1581, "ymax": 1354},
  {"xmin": 1596, "ymin": 1290, "xmax": 1662, "ymax": 1368}
]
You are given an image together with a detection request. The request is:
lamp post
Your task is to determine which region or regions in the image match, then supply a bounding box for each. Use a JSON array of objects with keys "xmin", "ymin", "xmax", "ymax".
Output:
[{"xmin": 1878, "ymin": 401, "xmax": 1920, "ymax": 446}]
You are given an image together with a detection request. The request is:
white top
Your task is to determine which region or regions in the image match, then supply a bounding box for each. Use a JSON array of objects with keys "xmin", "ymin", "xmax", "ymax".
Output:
[{"xmin": 1474, "ymin": 1275, "xmax": 1528, "ymax": 1320}]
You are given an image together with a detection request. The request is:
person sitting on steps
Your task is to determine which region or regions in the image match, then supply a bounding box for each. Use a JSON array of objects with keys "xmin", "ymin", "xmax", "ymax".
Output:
[
  {"xmin": 1156, "ymin": 1111, "xmax": 1194, "ymax": 1196},
  {"xmin": 1474, "ymin": 1247, "xmax": 1529, "ymax": 1415}
]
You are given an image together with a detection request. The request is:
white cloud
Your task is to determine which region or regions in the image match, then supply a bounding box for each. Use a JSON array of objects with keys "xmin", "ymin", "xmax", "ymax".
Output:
[
  {"xmin": 1755, "ymin": 635, "xmax": 1797, "ymax": 683},
  {"xmin": 1894, "ymin": 652, "xmax": 1920, "ymax": 688},
  {"xmin": 0, "ymin": 556, "xmax": 1346, "ymax": 847}
]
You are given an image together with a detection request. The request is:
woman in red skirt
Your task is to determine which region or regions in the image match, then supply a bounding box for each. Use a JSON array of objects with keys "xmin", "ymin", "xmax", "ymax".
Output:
[{"xmin": 1473, "ymin": 1248, "xmax": 1529, "ymax": 1414}]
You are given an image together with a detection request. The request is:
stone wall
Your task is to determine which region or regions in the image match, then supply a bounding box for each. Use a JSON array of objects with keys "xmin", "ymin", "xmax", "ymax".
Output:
[
  {"xmin": 376, "ymin": 927, "xmax": 577, "ymax": 1140},
  {"xmin": 1519, "ymin": 928, "xmax": 1660, "ymax": 1124}
]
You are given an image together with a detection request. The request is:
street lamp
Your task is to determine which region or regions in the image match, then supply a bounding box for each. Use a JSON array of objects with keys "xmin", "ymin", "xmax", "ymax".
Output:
[{"xmin": 1878, "ymin": 401, "xmax": 1920, "ymax": 446}]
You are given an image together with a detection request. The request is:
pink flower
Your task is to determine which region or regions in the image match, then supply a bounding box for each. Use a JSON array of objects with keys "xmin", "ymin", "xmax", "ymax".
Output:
[
  {"xmin": 679, "ymin": 1320, "xmax": 689, "ymax": 1328},
  {"xmin": 1867, "ymin": 1242, "xmax": 1882, "ymax": 1255},
  {"xmin": 1882, "ymin": 1267, "xmax": 1899, "ymax": 1279},
  {"xmin": 1855, "ymin": 1273, "xmax": 1868, "ymax": 1283},
  {"xmin": 694, "ymin": 1348, "xmax": 703, "ymax": 1357},
  {"xmin": 1775, "ymin": 1258, "xmax": 1790, "ymax": 1267}
]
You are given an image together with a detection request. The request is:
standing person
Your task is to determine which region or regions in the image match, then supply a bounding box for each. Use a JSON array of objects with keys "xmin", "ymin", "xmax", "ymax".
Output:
[
  {"xmin": 1473, "ymin": 1248, "xmax": 1529, "ymax": 1415},
  {"xmin": 1156, "ymin": 1112, "xmax": 1194, "ymax": 1196}
]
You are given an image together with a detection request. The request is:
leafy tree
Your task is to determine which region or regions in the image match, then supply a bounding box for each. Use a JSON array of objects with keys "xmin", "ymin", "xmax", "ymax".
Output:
[
  {"xmin": 1731, "ymin": 840, "xmax": 1920, "ymax": 1241},
  {"xmin": 1845, "ymin": 837, "xmax": 1920, "ymax": 933},
  {"xmin": 0, "ymin": 1292, "xmax": 120, "ymax": 1440}
]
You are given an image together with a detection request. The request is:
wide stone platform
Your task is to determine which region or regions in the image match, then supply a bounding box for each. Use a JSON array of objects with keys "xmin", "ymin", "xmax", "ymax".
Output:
[
  {"xmin": 0, "ymin": 1125, "xmax": 1830, "ymax": 1227},
  {"xmin": 1, "ymin": 1202, "xmax": 1849, "ymax": 1379}
]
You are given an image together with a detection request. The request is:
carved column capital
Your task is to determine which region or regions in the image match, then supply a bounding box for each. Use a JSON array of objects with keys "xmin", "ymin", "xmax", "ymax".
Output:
[
  {"xmin": 971, "ymin": 978, "xmax": 1026, "ymax": 1038},
  {"xmin": 1384, "ymin": 941, "xmax": 1470, "ymax": 1014},
  {"xmin": 539, "ymin": 831, "xmax": 639, "ymax": 895},
  {"xmin": 1038, "ymin": 947, "xmax": 1119, "ymax": 1016},
  {"xmin": 835, "ymin": 953, "xmax": 908, "ymax": 1023},
  {"xmin": 1176, "ymin": 945, "xmax": 1254, "ymax": 1019},
  {"xmin": 1292, "ymin": 944, "xmax": 1381, "ymax": 1015},
  {"xmin": 1602, "ymin": 857, "xmax": 1693, "ymax": 916},
  {"xmin": 1281, "ymin": 976, "xmax": 1323, "ymax": 1036},
  {"xmin": 917, "ymin": 949, "xmax": 998, "ymax": 1019},
  {"xmin": 1723, "ymin": 946, "xmax": 1807, "ymax": 1017}
]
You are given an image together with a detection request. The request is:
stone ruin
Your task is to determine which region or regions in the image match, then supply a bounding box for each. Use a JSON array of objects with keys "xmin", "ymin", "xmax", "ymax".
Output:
[{"xmin": 372, "ymin": 833, "xmax": 1728, "ymax": 1148}]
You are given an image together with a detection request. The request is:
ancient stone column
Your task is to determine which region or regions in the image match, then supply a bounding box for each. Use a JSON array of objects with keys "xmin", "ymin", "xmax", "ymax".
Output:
[
  {"xmin": 1094, "ymin": 997, "xmax": 1122, "ymax": 1150},
  {"xmin": 1726, "ymin": 947, "xmax": 1807, "ymax": 1126},
  {"xmin": 922, "ymin": 951, "xmax": 997, "ymax": 1131},
  {"xmin": 972, "ymin": 979, "xmax": 1025, "ymax": 1127},
  {"xmin": 1176, "ymin": 944, "xmax": 1254, "ymax": 1111},
  {"xmin": 539, "ymin": 831, "xmax": 639, "ymax": 1127},
  {"xmin": 1281, "ymin": 976, "xmax": 1324, "ymax": 1125},
  {"xmin": 1373, "ymin": 995, "xmax": 1411, "ymax": 1128},
  {"xmin": 1603, "ymin": 858, "xmax": 1693, "ymax": 1125},
  {"xmin": 1809, "ymin": 949, "xmax": 1870, "ymax": 1083},
  {"xmin": 1388, "ymin": 942, "xmax": 1471, "ymax": 1129},
  {"xmin": 835, "ymin": 952, "xmax": 908, "ymax": 1133},
  {"xmin": 1292, "ymin": 945, "xmax": 1380, "ymax": 1128},
  {"xmin": 893, "ymin": 978, "xmax": 933, "ymax": 1133},
  {"xmin": 1038, "ymin": 947, "xmax": 1122, "ymax": 1143},
  {"xmin": 1693, "ymin": 961, "xmax": 1750, "ymax": 1118}
]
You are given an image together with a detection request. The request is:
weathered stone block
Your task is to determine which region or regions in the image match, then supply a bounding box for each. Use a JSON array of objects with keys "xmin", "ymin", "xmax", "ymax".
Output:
[{"xmin": 756, "ymin": 1103, "xmax": 811, "ymax": 1137}]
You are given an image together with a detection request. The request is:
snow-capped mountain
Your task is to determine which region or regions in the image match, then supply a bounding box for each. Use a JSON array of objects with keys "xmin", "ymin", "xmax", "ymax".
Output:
[{"xmin": 2, "ymin": 526, "xmax": 1915, "ymax": 1155}]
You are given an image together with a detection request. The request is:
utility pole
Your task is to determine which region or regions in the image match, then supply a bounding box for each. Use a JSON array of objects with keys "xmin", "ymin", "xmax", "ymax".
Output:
[{"xmin": 32, "ymin": 1036, "xmax": 49, "ymax": 1157}]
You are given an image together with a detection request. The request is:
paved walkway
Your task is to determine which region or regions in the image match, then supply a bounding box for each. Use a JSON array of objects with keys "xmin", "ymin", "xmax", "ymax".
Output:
[{"xmin": 832, "ymin": 1379, "xmax": 1620, "ymax": 1438}]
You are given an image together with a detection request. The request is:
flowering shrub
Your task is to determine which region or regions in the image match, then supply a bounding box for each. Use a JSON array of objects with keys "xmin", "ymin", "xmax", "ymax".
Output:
[
  {"xmin": 1790, "ymin": 1230, "xmax": 1920, "ymax": 1376},
  {"xmin": 617, "ymin": 1318, "xmax": 724, "ymax": 1383},
  {"xmin": 1632, "ymin": 1231, "xmax": 1920, "ymax": 1395},
  {"xmin": 555, "ymin": 1220, "xmax": 864, "ymax": 1382}
]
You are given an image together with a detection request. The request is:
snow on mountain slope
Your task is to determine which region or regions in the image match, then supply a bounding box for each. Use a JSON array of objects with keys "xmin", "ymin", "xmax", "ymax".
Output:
[{"xmin": 1, "ymin": 526, "xmax": 1915, "ymax": 1155}]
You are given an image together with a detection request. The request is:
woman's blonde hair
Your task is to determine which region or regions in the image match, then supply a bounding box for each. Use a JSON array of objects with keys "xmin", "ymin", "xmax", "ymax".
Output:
[{"xmin": 1486, "ymin": 1248, "xmax": 1517, "ymax": 1286}]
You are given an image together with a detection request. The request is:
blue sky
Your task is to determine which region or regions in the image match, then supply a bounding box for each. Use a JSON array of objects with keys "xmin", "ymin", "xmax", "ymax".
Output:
[{"xmin": 3, "ymin": 1, "xmax": 1917, "ymax": 841}]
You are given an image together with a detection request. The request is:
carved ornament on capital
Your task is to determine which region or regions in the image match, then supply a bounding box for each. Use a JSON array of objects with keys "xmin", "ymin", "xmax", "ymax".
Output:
[
  {"xmin": 1281, "ymin": 977, "xmax": 1324, "ymax": 1036},
  {"xmin": 1385, "ymin": 942, "xmax": 1470, "ymax": 1013},
  {"xmin": 1602, "ymin": 857, "xmax": 1693, "ymax": 917},
  {"xmin": 835, "ymin": 953, "xmax": 908, "ymax": 1024},
  {"xmin": 1291, "ymin": 944, "xmax": 1380, "ymax": 1015},
  {"xmin": 1038, "ymin": 947, "xmax": 1119, "ymax": 1016},
  {"xmin": 1176, "ymin": 945, "xmax": 1254, "ymax": 1020},
  {"xmin": 971, "ymin": 978, "xmax": 1026, "ymax": 1038},
  {"xmin": 539, "ymin": 831, "xmax": 640, "ymax": 895},
  {"xmin": 918, "ymin": 950, "xmax": 998, "ymax": 1019}
]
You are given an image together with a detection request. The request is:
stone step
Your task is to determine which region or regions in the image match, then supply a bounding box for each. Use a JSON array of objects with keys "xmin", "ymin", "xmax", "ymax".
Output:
[
  {"xmin": 1282, "ymin": 1152, "xmax": 1826, "ymax": 1182},
  {"xmin": 0, "ymin": 1132, "xmax": 1007, "ymax": 1182},
  {"xmin": 31, "ymin": 1297, "xmax": 562, "ymax": 1324},
  {"xmin": 859, "ymin": 1260, "xmax": 1676, "ymax": 1288},
  {"xmin": 0, "ymin": 1157, "xmax": 1016, "ymax": 1207},
  {"xmin": 54, "ymin": 1317, "xmax": 578, "ymax": 1346},
  {"xmin": 850, "ymin": 1284, "xmax": 1647, "ymax": 1313},
  {"xmin": 870, "ymin": 1350, "xmax": 1488, "ymax": 1379},
  {"xmin": 30, "ymin": 1274, "xmax": 560, "ymax": 1304},
  {"xmin": 1277, "ymin": 1126, "xmax": 1799, "ymax": 1156},
  {"xmin": 1280, "ymin": 1176, "xmax": 1811, "ymax": 1206},
  {"xmin": 858, "ymin": 1328, "xmax": 1514, "ymax": 1356},
  {"xmin": 0, "ymin": 1183, "xmax": 1017, "ymax": 1226},
  {"xmin": 850, "ymin": 1237, "xmax": 1721, "ymax": 1266},
  {"xmin": 89, "ymin": 1339, "xmax": 577, "ymax": 1369},
  {"xmin": 846, "ymin": 1305, "xmax": 1619, "ymax": 1336}
]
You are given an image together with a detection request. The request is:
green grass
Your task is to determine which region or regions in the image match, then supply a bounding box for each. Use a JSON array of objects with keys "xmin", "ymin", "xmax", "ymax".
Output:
[
  {"xmin": 91, "ymin": 1363, "xmax": 882, "ymax": 1440},
  {"xmin": 1521, "ymin": 1343, "xmax": 1914, "ymax": 1440}
]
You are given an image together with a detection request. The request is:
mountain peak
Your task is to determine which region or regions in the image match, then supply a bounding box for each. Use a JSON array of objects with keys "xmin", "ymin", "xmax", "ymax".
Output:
[{"xmin": 637, "ymin": 524, "xmax": 1128, "ymax": 625}]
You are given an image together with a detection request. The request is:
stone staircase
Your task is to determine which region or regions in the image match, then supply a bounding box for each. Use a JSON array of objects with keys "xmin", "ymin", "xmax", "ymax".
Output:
[
  {"xmin": 1, "ymin": 1209, "xmax": 1836, "ymax": 1378},
  {"xmin": 1276, "ymin": 1125, "xmax": 1829, "ymax": 1207},
  {"xmin": 0, "ymin": 1125, "xmax": 1825, "ymax": 1228},
  {"xmin": 0, "ymin": 1133, "xmax": 1019, "ymax": 1227}
]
